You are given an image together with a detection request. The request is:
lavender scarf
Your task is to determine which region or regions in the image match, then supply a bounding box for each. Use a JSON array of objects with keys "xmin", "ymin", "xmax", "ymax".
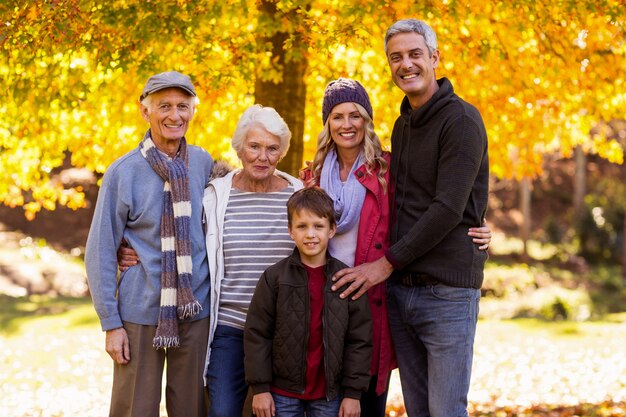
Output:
[{"xmin": 320, "ymin": 148, "xmax": 366, "ymax": 234}]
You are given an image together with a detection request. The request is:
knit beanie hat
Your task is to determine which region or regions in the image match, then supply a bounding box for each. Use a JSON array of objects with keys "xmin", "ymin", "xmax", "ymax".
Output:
[{"xmin": 322, "ymin": 78, "xmax": 373, "ymax": 125}]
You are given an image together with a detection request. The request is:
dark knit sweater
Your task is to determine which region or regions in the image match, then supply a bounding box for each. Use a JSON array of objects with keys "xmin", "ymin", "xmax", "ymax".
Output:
[{"xmin": 386, "ymin": 78, "xmax": 489, "ymax": 289}]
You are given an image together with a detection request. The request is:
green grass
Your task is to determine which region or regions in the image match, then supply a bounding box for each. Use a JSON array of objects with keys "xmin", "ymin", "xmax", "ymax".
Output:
[
  {"xmin": 491, "ymin": 318, "xmax": 619, "ymax": 338},
  {"xmin": 481, "ymin": 234, "xmax": 626, "ymax": 321},
  {"xmin": 0, "ymin": 294, "xmax": 98, "ymax": 336}
]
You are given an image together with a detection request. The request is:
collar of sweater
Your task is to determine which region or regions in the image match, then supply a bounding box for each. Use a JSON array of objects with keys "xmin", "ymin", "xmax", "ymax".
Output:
[{"xmin": 400, "ymin": 77, "xmax": 454, "ymax": 128}]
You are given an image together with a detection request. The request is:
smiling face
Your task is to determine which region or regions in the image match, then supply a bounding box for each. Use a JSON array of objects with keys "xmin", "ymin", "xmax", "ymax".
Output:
[
  {"xmin": 328, "ymin": 102, "xmax": 366, "ymax": 153},
  {"xmin": 288, "ymin": 208, "xmax": 336, "ymax": 267},
  {"xmin": 141, "ymin": 88, "xmax": 195, "ymax": 149},
  {"xmin": 238, "ymin": 124, "xmax": 282, "ymax": 184},
  {"xmin": 386, "ymin": 32, "xmax": 440, "ymax": 109}
]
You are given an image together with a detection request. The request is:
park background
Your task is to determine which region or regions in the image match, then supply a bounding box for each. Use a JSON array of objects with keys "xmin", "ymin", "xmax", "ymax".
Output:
[{"xmin": 1, "ymin": 0, "xmax": 626, "ymax": 416}]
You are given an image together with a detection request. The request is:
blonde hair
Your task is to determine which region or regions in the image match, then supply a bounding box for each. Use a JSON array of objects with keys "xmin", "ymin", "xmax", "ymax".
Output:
[{"xmin": 309, "ymin": 103, "xmax": 387, "ymax": 191}]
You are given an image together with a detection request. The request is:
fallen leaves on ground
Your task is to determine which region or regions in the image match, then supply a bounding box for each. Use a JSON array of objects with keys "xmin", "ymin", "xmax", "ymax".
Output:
[
  {"xmin": 386, "ymin": 320, "xmax": 626, "ymax": 417},
  {"xmin": 2, "ymin": 320, "xmax": 626, "ymax": 416}
]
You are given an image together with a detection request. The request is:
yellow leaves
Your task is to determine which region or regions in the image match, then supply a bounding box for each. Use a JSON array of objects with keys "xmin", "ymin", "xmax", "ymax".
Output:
[
  {"xmin": 0, "ymin": 185, "xmax": 25, "ymax": 208},
  {"xmin": 1, "ymin": 0, "xmax": 625, "ymax": 213},
  {"xmin": 26, "ymin": 5, "xmax": 40, "ymax": 22},
  {"xmin": 437, "ymin": 0, "xmax": 626, "ymax": 179},
  {"xmin": 7, "ymin": 177, "xmax": 88, "ymax": 221},
  {"xmin": 592, "ymin": 135, "xmax": 625, "ymax": 165}
]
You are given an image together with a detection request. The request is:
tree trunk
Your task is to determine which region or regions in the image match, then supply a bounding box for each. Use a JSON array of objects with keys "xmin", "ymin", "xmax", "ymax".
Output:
[
  {"xmin": 623, "ymin": 161, "xmax": 626, "ymax": 283},
  {"xmin": 623, "ymin": 210, "xmax": 626, "ymax": 283},
  {"xmin": 520, "ymin": 177, "xmax": 532, "ymax": 260},
  {"xmin": 573, "ymin": 145, "xmax": 586, "ymax": 224},
  {"xmin": 254, "ymin": 1, "xmax": 308, "ymax": 177}
]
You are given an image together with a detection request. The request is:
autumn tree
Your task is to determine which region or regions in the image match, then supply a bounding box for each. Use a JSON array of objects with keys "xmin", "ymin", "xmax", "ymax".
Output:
[
  {"xmin": 1, "ymin": 0, "xmax": 625, "ymax": 219},
  {"xmin": 254, "ymin": 0, "xmax": 310, "ymax": 175}
]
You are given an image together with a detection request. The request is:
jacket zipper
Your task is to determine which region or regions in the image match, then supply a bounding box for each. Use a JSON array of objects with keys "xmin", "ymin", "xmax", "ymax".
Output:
[
  {"xmin": 323, "ymin": 278, "xmax": 331, "ymax": 400},
  {"xmin": 299, "ymin": 271, "xmax": 309, "ymax": 394}
]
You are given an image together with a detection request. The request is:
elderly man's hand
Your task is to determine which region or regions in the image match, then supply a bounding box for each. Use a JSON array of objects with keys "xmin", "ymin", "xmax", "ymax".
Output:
[
  {"xmin": 106, "ymin": 327, "xmax": 130, "ymax": 365},
  {"xmin": 331, "ymin": 256, "xmax": 394, "ymax": 300}
]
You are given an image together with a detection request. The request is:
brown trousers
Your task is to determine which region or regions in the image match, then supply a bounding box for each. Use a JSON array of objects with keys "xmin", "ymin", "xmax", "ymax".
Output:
[{"xmin": 109, "ymin": 317, "xmax": 209, "ymax": 417}]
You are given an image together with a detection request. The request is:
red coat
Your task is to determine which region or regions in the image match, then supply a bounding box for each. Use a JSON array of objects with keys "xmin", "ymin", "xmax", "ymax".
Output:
[{"xmin": 303, "ymin": 152, "xmax": 397, "ymax": 395}]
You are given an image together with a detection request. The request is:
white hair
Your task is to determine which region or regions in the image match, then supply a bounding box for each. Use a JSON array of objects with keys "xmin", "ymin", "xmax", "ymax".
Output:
[
  {"xmin": 231, "ymin": 104, "xmax": 291, "ymax": 159},
  {"xmin": 140, "ymin": 90, "xmax": 199, "ymax": 113}
]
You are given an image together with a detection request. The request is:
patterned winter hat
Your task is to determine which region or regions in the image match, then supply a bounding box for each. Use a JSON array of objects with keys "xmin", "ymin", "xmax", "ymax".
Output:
[{"xmin": 322, "ymin": 78, "xmax": 373, "ymax": 125}]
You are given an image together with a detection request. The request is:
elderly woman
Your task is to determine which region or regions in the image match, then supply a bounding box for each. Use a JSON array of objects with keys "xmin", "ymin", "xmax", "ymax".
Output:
[
  {"xmin": 119, "ymin": 104, "xmax": 301, "ymax": 416},
  {"xmin": 202, "ymin": 104, "xmax": 303, "ymax": 417},
  {"xmin": 302, "ymin": 78, "xmax": 491, "ymax": 417}
]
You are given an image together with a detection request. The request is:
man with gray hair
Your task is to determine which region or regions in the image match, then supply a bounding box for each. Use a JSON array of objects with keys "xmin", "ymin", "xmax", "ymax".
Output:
[
  {"xmin": 85, "ymin": 71, "xmax": 214, "ymax": 417},
  {"xmin": 332, "ymin": 19, "xmax": 489, "ymax": 416}
]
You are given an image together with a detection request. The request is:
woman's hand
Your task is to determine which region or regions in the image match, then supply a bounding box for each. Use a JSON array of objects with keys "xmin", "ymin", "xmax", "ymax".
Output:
[
  {"xmin": 468, "ymin": 219, "xmax": 492, "ymax": 251},
  {"xmin": 117, "ymin": 239, "xmax": 140, "ymax": 273},
  {"xmin": 299, "ymin": 160, "xmax": 312, "ymax": 181}
]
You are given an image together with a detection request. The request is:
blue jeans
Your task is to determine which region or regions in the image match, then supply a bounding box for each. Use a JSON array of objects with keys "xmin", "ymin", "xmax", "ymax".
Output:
[
  {"xmin": 206, "ymin": 325, "xmax": 248, "ymax": 417},
  {"xmin": 387, "ymin": 281, "xmax": 480, "ymax": 417},
  {"xmin": 272, "ymin": 393, "xmax": 341, "ymax": 417}
]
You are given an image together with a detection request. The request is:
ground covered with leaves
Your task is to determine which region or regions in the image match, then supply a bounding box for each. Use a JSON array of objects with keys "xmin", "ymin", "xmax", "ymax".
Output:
[
  {"xmin": 1, "ymin": 301, "xmax": 625, "ymax": 417},
  {"xmin": 1, "ymin": 226, "xmax": 625, "ymax": 416},
  {"xmin": 386, "ymin": 320, "xmax": 626, "ymax": 417}
]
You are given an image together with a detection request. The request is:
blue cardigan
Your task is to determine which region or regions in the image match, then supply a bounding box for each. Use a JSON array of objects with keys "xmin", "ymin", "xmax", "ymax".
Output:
[{"xmin": 85, "ymin": 144, "xmax": 213, "ymax": 331}]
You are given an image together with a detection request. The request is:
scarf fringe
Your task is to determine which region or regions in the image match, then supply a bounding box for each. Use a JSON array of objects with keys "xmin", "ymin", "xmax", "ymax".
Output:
[
  {"xmin": 177, "ymin": 301, "xmax": 203, "ymax": 319},
  {"xmin": 153, "ymin": 336, "xmax": 181, "ymax": 349}
]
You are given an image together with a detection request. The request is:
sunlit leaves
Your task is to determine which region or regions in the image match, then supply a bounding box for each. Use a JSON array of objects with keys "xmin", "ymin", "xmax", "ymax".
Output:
[{"xmin": 1, "ymin": 0, "xmax": 625, "ymax": 216}]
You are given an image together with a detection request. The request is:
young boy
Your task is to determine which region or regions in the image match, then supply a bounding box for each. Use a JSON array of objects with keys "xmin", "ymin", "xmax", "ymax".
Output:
[{"xmin": 244, "ymin": 187, "xmax": 372, "ymax": 417}]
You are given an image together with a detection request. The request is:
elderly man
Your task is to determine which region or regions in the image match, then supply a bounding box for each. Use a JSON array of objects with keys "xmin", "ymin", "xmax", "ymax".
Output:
[
  {"xmin": 85, "ymin": 71, "xmax": 214, "ymax": 417},
  {"xmin": 332, "ymin": 19, "xmax": 489, "ymax": 417}
]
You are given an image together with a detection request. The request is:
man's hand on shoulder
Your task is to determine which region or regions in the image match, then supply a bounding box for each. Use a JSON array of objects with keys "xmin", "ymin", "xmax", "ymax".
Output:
[
  {"xmin": 331, "ymin": 256, "xmax": 394, "ymax": 300},
  {"xmin": 106, "ymin": 327, "xmax": 130, "ymax": 365}
]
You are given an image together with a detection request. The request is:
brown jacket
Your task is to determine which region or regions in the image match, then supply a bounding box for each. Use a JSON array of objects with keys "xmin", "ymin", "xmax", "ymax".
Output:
[{"xmin": 244, "ymin": 248, "xmax": 372, "ymax": 400}]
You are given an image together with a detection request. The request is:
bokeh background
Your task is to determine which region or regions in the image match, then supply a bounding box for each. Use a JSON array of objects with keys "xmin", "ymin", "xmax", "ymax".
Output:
[{"xmin": 1, "ymin": 1, "xmax": 626, "ymax": 416}]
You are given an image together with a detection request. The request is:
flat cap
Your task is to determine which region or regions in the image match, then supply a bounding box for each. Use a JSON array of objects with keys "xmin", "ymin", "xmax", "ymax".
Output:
[{"xmin": 140, "ymin": 71, "xmax": 196, "ymax": 101}]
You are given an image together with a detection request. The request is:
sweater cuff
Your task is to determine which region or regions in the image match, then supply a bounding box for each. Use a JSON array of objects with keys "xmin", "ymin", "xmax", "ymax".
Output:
[
  {"xmin": 100, "ymin": 314, "xmax": 123, "ymax": 332},
  {"xmin": 343, "ymin": 388, "xmax": 362, "ymax": 400},
  {"xmin": 384, "ymin": 250, "xmax": 403, "ymax": 270},
  {"xmin": 251, "ymin": 383, "xmax": 271, "ymax": 395}
]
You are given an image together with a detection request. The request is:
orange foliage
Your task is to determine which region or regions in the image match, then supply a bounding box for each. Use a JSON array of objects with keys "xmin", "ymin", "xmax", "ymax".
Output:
[{"xmin": 1, "ymin": 0, "xmax": 624, "ymax": 215}]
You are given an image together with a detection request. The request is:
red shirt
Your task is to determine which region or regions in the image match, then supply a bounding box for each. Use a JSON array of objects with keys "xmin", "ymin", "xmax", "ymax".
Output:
[
  {"xmin": 272, "ymin": 264, "xmax": 326, "ymax": 399},
  {"xmin": 303, "ymin": 154, "xmax": 397, "ymax": 395}
]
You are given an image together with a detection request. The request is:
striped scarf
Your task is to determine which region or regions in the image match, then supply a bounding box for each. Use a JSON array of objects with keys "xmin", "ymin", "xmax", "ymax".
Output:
[{"xmin": 139, "ymin": 130, "xmax": 201, "ymax": 349}]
